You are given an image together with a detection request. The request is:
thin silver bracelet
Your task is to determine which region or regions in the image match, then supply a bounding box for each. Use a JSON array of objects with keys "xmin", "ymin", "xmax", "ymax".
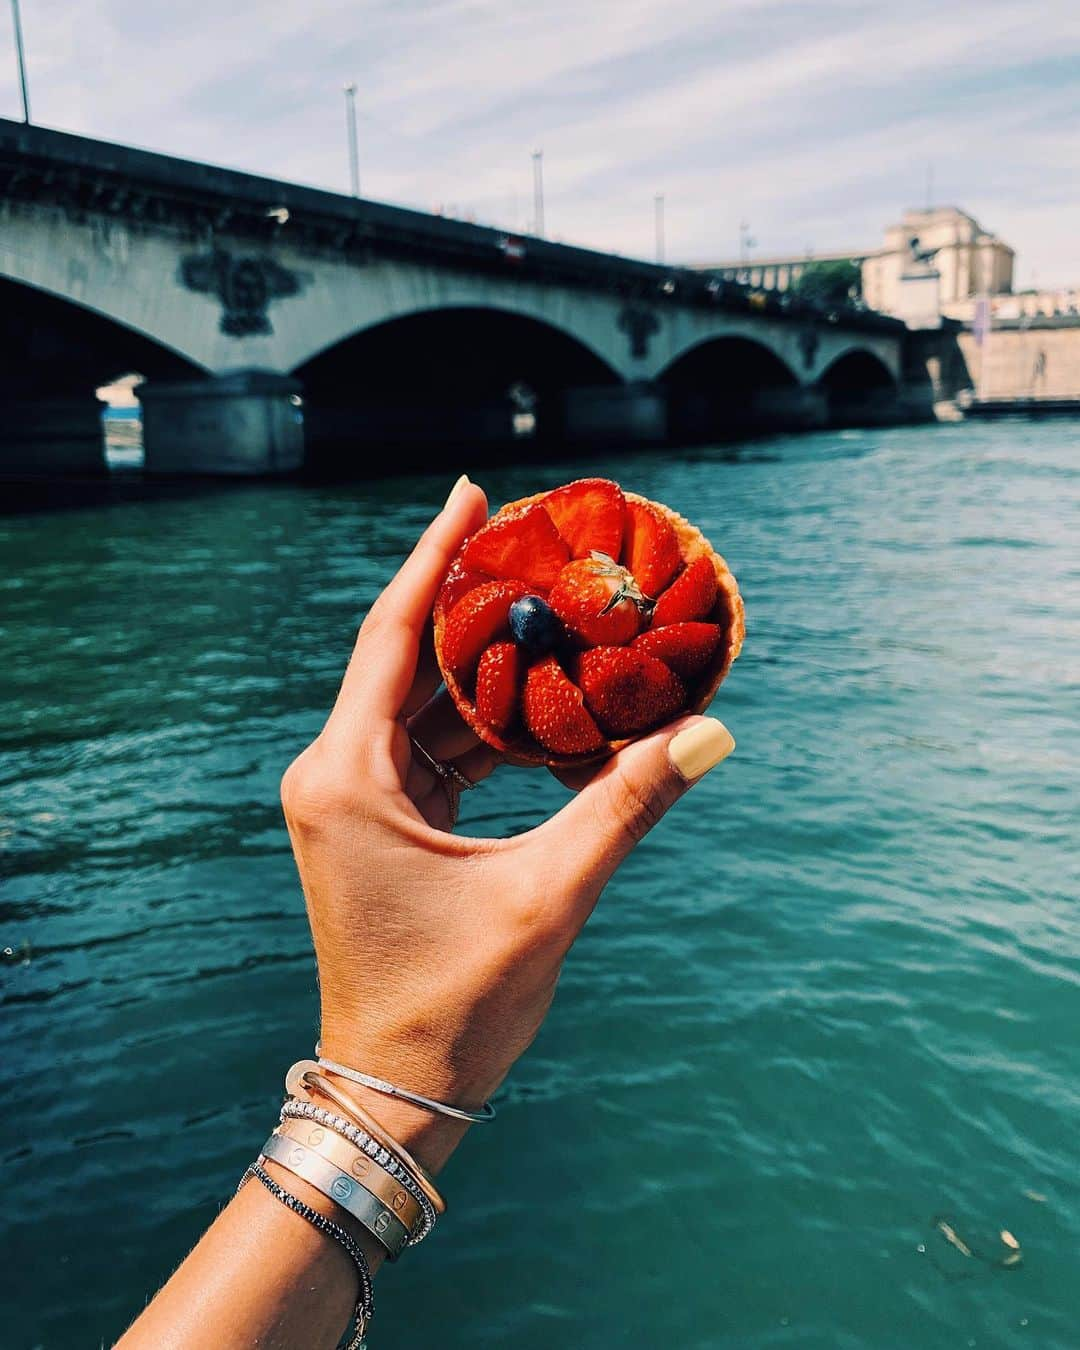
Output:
[
  {"xmin": 238, "ymin": 1160, "xmax": 373, "ymax": 1350},
  {"xmin": 281, "ymin": 1099, "xmax": 437, "ymax": 1243},
  {"xmin": 315, "ymin": 1048, "xmax": 496, "ymax": 1123}
]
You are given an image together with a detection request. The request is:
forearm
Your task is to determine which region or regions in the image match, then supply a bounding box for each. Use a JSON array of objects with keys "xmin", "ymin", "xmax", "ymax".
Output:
[{"xmin": 116, "ymin": 1085, "xmax": 467, "ymax": 1350}]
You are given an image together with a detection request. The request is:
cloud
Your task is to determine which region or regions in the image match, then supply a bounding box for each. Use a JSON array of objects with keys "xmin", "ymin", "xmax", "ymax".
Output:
[{"xmin": 1, "ymin": 0, "xmax": 1078, "ymax": 285}]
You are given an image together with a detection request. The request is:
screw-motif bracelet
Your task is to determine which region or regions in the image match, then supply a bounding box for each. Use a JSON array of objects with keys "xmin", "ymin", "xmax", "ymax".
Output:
[
  {"xmin": 261, "ymin": 1131, "xmax": 412, "ymax": 1260},
  {"xmin": 238, "ymin": 1160, "xmax": 373, "ymax": 1350},
  {"xmin": 287, "ymin": 1064, "xmax": 447, "ymax": 1215},
  {"xmin": 280, "ymin": 1099, "xmax": 437, "ymax": 1243},
  {"xmin": 275, "ymin": 1116, "xmax": 425, "ymax": 1236}
]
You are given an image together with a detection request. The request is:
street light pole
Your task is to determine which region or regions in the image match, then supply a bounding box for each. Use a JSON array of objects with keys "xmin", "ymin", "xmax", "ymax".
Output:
[
  {"xmin": 654, "ymin": 193, "xmax": 665, "ymax": 263},
  {"xmin": 343, "ymin": 82, "xmax": 359, "ymax": 197},
  {"xmin": 532, "ymin": 149, "xmax": 544, "ymax": 238},
  {"xmin": 11, "ymin": 0, "xmax": 30, "ymax": 123}
]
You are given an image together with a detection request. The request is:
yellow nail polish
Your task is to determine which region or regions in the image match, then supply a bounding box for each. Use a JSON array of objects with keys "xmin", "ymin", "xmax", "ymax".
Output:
[
  {"xmin": 668, "ymin": 719, "xmax": 735, "ymax": 781},
  {"xmin": 444, "ymin": 473, "xmax": 470, "ymax": 509}
]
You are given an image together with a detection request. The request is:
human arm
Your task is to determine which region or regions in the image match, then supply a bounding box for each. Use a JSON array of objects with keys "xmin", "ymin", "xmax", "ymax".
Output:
[{"xmin": 116, "ymin": 474, "xmax": 735, "ymax": 1349}]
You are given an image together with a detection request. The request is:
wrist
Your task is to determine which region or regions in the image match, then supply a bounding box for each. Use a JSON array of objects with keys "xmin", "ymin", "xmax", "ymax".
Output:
[{"xmin": 314, "ymin": 1035, "xmax": 472, "ymax": 1175}]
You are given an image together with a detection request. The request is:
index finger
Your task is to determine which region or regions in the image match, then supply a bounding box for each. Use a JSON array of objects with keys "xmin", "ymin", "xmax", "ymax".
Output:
[{"xmin": 327, "ymin": 476, "xmax": 488, "ymax": 736}]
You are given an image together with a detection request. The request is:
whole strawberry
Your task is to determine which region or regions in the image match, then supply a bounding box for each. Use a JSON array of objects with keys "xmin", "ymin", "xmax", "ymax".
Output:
[{"xmin": 549, "ymin": 552, "xmax": 652, "ymax": 647}]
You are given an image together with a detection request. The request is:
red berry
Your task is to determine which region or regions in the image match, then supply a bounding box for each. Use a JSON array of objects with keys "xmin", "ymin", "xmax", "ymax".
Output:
[
  {"xmin": 462, "ymin": 503, "xmax": 568, "ymax": 591},
  {"xmin": 549, "ymin": 557, "xmax": 648, "ymax": 647},
  {"xmin": 542, "ymin": 478, "xmax": 625, "ymax": 559},
  {"xmin": 652, "ymin": 556, "xmax": 719, "ymax": 626},
  {"xmin": 522, "ymin": 655, "xmax": 605, "ymax": 755},
  {"xmin": 475, "ymin": 641, "xmax": 526, "ymax": 733},
  {"xmin": 632, "ymin": 622, "xmax": 722, "ymax": 681},
  {"xmin": 434, "ymin": 560, "xmax": 490, "ymax": 623},
  {"xmin": 622, "ymin": 499, "xmax": 681, "ymax": 597},
  {"xmin": 441, "ymin": 580, "xmax": 526, "ymax": 680},
  {"xmin": 576, "ymin": 647, "xmax": 685, "ymax": 737}
]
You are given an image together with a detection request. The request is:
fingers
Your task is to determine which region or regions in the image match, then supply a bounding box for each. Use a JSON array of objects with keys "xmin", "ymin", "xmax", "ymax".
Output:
[
  {"xmin": 404, "ymin": 740, "xmax": 499, "ymax": 804},
  {"xmin": 529, "ymin": 716, "xmax": 735, "ymax": 930},
  {"xmin": 454, "ymin": 743, "xmax": 499, "ymax": 786},
  {"xmin": 407, "ymin": 743, "xmax": 499, "ymax": 831},
  {"xmin": 327, "ymin": 476, "xmax": 488, "ymax": 738},
  {"xmin": 400, "ymin": 621, "xmax": 440, "ymax": 718},
  {"xmin": 549, "ymin": 762, "xmax": 602, "ymax": 793},
  {"xmin": 408, "ymin": 688, "xmax": 481, "ymax": 762}
]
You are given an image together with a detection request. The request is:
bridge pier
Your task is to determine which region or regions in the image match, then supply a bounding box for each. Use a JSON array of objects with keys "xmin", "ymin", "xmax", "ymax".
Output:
[
  {"xmin": 668, "ymin": 385, "xmax": 828, "ymax": 442},
  {"xmin": 749, "ymin": 385, "xmax": 829, "ymax": 431},
  {"xmin": 138, "ymin": 370, "xmax": 304, "ymax": 476},
  {"xmin": 558, "ymin": 383, "xmax": 668, "ymax": 446},
  {"xmin": 825, "ymin": 383, "xmax": 928, "ymax": 427},
  {"xmin": 0, "ymin": 396, "xmax": 107, "ymax": 476},
  {"xmin": 303, "ymin": 397, "xmax": 520, "ymax": 473}
]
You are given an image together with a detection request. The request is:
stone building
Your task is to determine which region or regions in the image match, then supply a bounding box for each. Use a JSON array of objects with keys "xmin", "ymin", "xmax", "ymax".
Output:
[
  {"xmin": 860, "ymin": 207, "xmax": 1014, "ymax": 316},
  {"xmin": 702, "ymin": 207, "xmax": 1017, "ymax": 326}
]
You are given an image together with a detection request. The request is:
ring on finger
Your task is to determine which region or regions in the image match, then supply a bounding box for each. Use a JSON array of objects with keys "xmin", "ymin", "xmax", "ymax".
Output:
[{"xmin": 409, "ymin": 736, "xmax": 476, "ymax": 791}]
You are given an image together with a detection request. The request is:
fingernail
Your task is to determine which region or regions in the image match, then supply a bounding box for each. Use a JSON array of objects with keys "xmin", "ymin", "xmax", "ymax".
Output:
[
  {"xmin": 444, "ymin": 473, "xmax": 470, "ymax": 509},
  {"xmin": 668, "ymin": 718, "xmax": 735, "ymax": 781}
]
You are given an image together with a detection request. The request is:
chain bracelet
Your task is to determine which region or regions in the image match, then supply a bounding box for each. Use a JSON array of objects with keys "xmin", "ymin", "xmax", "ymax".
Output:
[{"xmin": 238, "ymin": 1160, "xmax": 373, "ymax": 1349}]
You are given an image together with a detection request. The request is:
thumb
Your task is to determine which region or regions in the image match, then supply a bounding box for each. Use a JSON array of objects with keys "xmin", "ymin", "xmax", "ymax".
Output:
[{"xmin": 534, "ymin": 715, "xmax": 735, "ymax": 921}]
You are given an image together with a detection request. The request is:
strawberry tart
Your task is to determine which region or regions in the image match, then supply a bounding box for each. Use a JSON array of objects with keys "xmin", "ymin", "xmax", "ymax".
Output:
[{"xmin": 433, "ymin": 478, "xmax": 745, "ymax": 766}]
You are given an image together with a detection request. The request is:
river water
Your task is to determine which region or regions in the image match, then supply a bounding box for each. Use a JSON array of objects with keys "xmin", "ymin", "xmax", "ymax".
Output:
[{"xmin": 3, "ymin": 421, "xmax": 1079, "ymax": 1349}]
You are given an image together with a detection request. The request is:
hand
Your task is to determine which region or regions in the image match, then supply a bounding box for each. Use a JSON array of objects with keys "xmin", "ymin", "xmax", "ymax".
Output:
[{"xmin": 280, "ymin": 476, "xmax": 735, "ymax": 1169}]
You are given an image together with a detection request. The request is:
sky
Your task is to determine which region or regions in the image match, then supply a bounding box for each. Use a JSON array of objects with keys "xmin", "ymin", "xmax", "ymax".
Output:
[{"xmin": 2, "ymin": 0, "xmax": 1079, "ymax": 288}]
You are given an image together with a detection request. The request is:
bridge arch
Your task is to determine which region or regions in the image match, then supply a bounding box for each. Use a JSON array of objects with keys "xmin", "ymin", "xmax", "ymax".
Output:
[
  {"xmin": 657, "ymin": 334, "xmax": 801, "ymax": 441},
  {"xmin": 0, "ymin": 273, "xmax": 207, "ymax": 475},
  {"xmin": 0, "ymin": 274, "xmax": 205, "ymax": 397},
  {"xmin": 816, "ymin": 346, "xmax": 899, "ymax": 426},
  {"xmin": 292, "ymin": 305, "xmax": 623, "ymax": 469}
]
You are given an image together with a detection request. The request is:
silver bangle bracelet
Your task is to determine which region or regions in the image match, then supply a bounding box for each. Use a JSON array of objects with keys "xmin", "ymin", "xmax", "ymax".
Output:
[
  {"xmin": 315, "ymin": 1049, "xmax": 496, "ymax": 1123},
  {"xmin": 280, "ymin": 1099, "xmax": 437, "ymax": 1243},
  {"xmin": 238, "ymin": 1161, "xmax": 373, "ymax": 1350},
  {"xmin": 262, "ymin": 1132, "xmax": 411, "ymax": 1260}
]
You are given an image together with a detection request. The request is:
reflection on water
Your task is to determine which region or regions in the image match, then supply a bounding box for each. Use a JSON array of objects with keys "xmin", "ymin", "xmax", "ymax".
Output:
[{"xmin": 3, "ymin": 421, "xmax": 1080, "ymax": 1349}]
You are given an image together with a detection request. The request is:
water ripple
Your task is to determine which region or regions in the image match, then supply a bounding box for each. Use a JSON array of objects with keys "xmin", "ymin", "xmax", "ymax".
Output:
[{"xmin": 3, "ymin": 422, "xmax": 1080, "ymax": 1349}]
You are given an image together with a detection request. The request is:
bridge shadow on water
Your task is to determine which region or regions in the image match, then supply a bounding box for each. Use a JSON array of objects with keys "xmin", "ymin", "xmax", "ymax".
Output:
[{"xmin": 0, "ymin": 422, "xmax": 893, "ymax": 522}]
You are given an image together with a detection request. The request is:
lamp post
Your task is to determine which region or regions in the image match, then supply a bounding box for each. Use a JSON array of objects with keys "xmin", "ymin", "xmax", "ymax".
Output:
[
  {"xmin": 654, "ymin": 193, "xmax": 665, "ymax": 264},
  {"xmin": 532, "ymin": 149, "xmax": 544, "ymax": 238},
  {"xmin": 11, "ymin": 0, "xmax": 30, "ymax": 123},
  {"xmin": 343, "ymin": 82, "xmax": 359, "ymax": 197}
]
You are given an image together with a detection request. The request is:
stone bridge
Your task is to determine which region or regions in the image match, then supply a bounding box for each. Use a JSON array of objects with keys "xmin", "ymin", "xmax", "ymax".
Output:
[{"xmin": 0, "ymin": 119, "xmax": 926, "ymax": 476}]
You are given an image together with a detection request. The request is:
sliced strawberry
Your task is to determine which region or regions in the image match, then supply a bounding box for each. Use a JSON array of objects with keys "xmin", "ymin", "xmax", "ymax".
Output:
[
  {"xmin": 434, "ymin": 560, "xmax": 490, "ymax": 623},
  {"xmin": 442, "ymin": 581, "xmax": 526, "ymax": 681},
  {"xmin": 549, "ymin": 556, "xmax": 647, "ymax": 647},
  {"xmin": 622, "ymin": 499, "xmax": 681, "ymax": 597},
  {"xmin": 632, "ymin": 622, "xmax": 722, "ymax": 681},
  {"xmin": 542, "ymin": 478, "xmax": 625, "ymax": 559},
  {"xmin": 462, "ymin": 503, "xmax": 568, "ymax": 591},
  {"xmin": 522, "ymin": 655, "xmax": 605, "ymax": 755},
  {"xmin": 475, "ymin": 641, "xmax": 525, "ymax": 733},
  {"xmin": 651, "ymin": 556, "xmax": 718, "ymax": 626},
  {"xmin": 577, "ymin": 647, "xmax": 685, "ymax": 737}
]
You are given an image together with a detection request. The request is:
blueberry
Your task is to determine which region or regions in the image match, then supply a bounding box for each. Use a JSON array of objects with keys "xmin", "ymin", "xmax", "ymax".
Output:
[{"xmin": 509, "ymin": 594, "xmax": 563, "ymax": 656}]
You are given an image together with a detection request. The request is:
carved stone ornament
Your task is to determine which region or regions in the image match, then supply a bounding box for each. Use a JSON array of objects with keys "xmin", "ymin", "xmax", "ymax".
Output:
[
  {"xmin": 618, "ymin": 306, "xmax": 660, "ymax": 359},
  {"xmin": 179, "ymin": 249, "xmax": 304, "ymax": 336}
]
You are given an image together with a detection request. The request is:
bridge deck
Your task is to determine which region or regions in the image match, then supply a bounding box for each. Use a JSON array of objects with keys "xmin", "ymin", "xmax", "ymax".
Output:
[{"xmin": 0, "ymin": 117, "xmax": 900, "ymax": 336}]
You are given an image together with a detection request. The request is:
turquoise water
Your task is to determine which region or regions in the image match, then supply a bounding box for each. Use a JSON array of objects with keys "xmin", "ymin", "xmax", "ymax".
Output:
[{"xmin": 3, "ymin": 421, "xmax": 1079, "ymax": 1349}]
